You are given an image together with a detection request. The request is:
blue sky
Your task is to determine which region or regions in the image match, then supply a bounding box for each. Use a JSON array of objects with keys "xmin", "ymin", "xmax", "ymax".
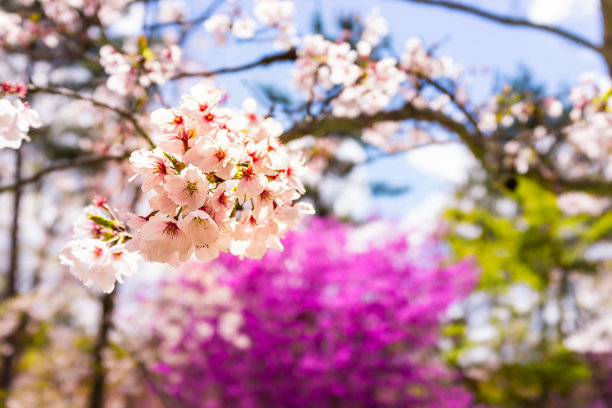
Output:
[{"xmin": 112, "ymin": 0, "xmax": 606, "ymax": 223}]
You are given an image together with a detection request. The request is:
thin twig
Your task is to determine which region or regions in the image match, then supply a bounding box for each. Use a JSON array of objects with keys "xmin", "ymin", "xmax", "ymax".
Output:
[
  {"xmin": 178, "ymin": 0, "xmax": 226, "ymax": 44},
  {"xmin": 27, "ymin": 84, "xmax": 154, "ymax": 147},
  {"xmin": 280, "ymin": 102, "xmax": 488, "ymax": 164},
  {"xmin": 401, "ymin": 0, "xmax": 600, "ymax": 53},
  {"xmin": 0, "ymin": 153, "xmax": 130, "ymax": 194},
  {"xmin": 146, "ymin": 0, "xmax": 224, "ymax": 32},
  {"xmin": 416, "ymin": 74, "xmax": 483, "ymax": 139},
  {"xmin": 172, "ymin": 48, "xmax": 297, "ymax": 79},
  {"xmin": 365, "ymin": 139, "xmax": 460, "ymax": 163}
]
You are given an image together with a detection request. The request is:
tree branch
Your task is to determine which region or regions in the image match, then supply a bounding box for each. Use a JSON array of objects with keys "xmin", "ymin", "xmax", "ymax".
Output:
[
  {"xmin": 524, "ymin": 168, "xmax": 612, "ymax": 196},
  {"xmin": 172, "ymin": 48, "xmax": 297, "ymax": 79},
  {"xmin": 402, "ymin": 0, "xmax": 600, "ymax": 54},
  {"xmin": 280, "ymin": 103, "xmax": 488, "ymax": 163},
  {"xmin": 89, "ymin": 292, "xmax": 115, "ymax": 408},
  {"xmin": 0, "ymin": 149, "xmax": 23, "ymax": 400},
  {"xmin": 4, "ymin": 149, "xmax": 22, "ymax": 300},
  {"xmin": 416, "ymin": 74, "xmax": 482, "ymax": 138},
  {"xmin": 0, "ymin": 153, "xmax": 130, "ymax": 194},
  {"xmin": 601, "ymin": 0, "xmax": 612, "ymax": 73},
  {"xmin": 146, "ymin": 0, "xmax": 224, "ymax": 32},
  {"xmin": 27, "ymin": 84, "xmax": 155, "ymax": 147},
  {"xmin": 281, "ymin": 104, "xmax": 612, "ymax": 196}
]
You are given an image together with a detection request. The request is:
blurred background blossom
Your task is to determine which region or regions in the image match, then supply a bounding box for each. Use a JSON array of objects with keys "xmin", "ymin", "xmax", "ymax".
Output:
[{"xmin": 2, "ymin": 0, "xmax": 612, "ymax": 407}]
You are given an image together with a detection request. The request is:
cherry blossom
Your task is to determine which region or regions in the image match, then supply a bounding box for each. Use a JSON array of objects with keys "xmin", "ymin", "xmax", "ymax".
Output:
[
  {"xmin": 204, "ymin": 14, "xmax": 232, "ymax": 44},
  {"xmin": 163, "ymin": 164, "xmax": 209, "ymax": 211},
  {"xmin": 361, "ymin": 7, "xmax": 389, "ymax": 46},
  {"xmin": 63, "ymin": 81, "xmax": 312, "ymax": 291},
  {"xmin": 0, "ymin": 98, "xmax": 41, "ymax": 149},
  {"xmin": 60, "ymin": 202, "xmax": 139, "ymax": 293},
  {"xmin": 0, "ymin": 10, "xmax": 28, "ymax": 47},
  {"xmin": 125, "ymin": 82, "xmax": 313, "ymax": 267},
  {"xmin": 99, "ymin": 42, "xmax": 182, "ymax": 97}
]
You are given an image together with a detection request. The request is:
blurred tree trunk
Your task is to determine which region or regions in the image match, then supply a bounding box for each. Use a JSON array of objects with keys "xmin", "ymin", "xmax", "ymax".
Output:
[
  {"xmin": 601, "ymin": 0, "xmax": 612, "ymax": 74},
  {"xmin": 0, "ymin": 149, "xmax": 23, "ymax": 403},
  {"xmin": 89, "ymin": 292, "xmax": 116, "ymax": 408}
]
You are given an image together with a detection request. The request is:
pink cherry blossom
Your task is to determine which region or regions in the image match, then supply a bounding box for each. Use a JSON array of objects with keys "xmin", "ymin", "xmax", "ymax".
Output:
[
  {"xmin": 0, "ymin": 99, "xmax": 41, "ymax": 149},
  {"xmin": 137, "ymin": 214, "xmax": 193, "ymax": 265},
  {"xmin": 163, "ymin": 164, "xmax": 210, "ymax": 211},
  {"xmin": 182, "ymin": 210, "xmax": 219, "ymax": 246},
  {"xmin": 129, "ymin": 148, "xmax": 170, "ymax": 192}
]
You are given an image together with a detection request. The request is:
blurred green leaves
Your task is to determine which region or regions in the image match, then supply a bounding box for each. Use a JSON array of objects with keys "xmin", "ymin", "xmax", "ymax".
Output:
[{"xmin": 446, "ymin": 178, "xmax": 599, "ymax": 292}]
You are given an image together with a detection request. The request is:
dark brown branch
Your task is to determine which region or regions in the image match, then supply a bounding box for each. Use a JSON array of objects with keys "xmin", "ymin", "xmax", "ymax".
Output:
[
  {"xmin": 146, "ymin": 0, "xmax": 224, "ymax": 31},
  {"xmin": 172, "ymin": 48, "xmax": 297, "ymax": 79},
  {"xmin": 4, "ymin": 149, "xmax": 21, "ymax": 300},
  {"xmin": 601, "ymin": 0, "xmax": 612, "ymax": 73},
  {"xmin": 0, "ymin": 149, "xmax": 23, "ymax": 400},
  {"xmin": 416, "ymin": 74, "xmax": 482, "ymax": 138},
  {"xmin": 0, "ymin": 153, "xmax": 130, "ymax": 194},
  {"xmin": 0, "ymin": 313, "xmax": 28, "ymax": 403},
  {"xmin": 281, "ymin": 103, "xmax": 612, "ymax": 196},
  {"xmin": 280, "ymin": 102, "xmax": 488, "ymax": 163},
  {"xmin": 89, "ymin": 292, "xmax": 116, "ymax": 408},
  {"xmin": 402, "ymin": 0, "xmax": 600, "ymax": 53},
  {"xmin": 27, "ymin": 85, "xmax": 155, "ymax": 147},
  {"xmin": 524, "ymin": 168, "xmax": 612, "ymax": 196}
]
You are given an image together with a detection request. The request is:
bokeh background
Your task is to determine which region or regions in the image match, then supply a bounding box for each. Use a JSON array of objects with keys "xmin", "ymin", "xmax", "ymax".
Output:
[{"xmin": 1, "ymin": 0, "xmax": 612, "ymax": 407}]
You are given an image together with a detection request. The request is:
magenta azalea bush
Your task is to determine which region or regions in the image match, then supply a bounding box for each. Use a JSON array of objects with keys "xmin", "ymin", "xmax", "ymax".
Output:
[{"xmin": 144, "ymin": 218, "xmax": 478, "ymax": 408}]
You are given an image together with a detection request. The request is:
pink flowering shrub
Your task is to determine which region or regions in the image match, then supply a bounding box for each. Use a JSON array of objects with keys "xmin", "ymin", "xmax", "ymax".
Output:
[{"xmin": 145, "ymin": 218, "xmax": 478, "ymax": 408}]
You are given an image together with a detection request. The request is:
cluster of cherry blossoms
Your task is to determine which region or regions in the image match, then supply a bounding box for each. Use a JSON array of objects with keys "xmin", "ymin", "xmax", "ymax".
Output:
[
  {"xmin": 565, "ymin": 73, "xmax": 612, "ymax": 173},
  {"xmin": 204, "ymin": 0, "xmax": 297, "ymax": 49},
  {"xmin": 60, "ymin": 198, "xmax": 138, "ymax": 293},
  {"xmin": 292, "ymin": 17, "xmax": 461, "ymax": 120},
  {"xmin": 0, "ymin": 82, "xmax": 41, "ymax": 149},
  {"xmin": 126, "ymin": 81, "xmax": 313, "ymax": 265},
  {"xmin": 0, "ymin": 0, "xmax": 129, "ymax": 49},
  {"xmin": 100, "ymin": 39, "xmax": 182, "ymax": 97},
  {"xmin": 24, "ymin": 0, "xmax": 129, "ymax": 26},
  {"xmin": 475, "ymin": 72, "xmax": 612, "ymax": 178},
  {"xmin": 293, "ymin": 33, "xmax": 406, "ymax": 117},
  {"xmin": 62, "ymin": 82, "xmax": 312, "ymax": 292}
]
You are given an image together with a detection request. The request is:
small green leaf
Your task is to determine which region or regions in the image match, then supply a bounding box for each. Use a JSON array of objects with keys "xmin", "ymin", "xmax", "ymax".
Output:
[{"xmin": 87, "ymin": 214, "xmax": 119, "ymax": 230}]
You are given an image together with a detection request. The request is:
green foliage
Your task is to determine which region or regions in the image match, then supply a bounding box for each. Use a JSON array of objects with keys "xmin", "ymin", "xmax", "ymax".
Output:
[
  {"xmin": 471, "ymin": 350, "xmax": 591, "ymax": 407},
  {"xmin": 443, "ymin": 175, "xmax": 612, "ymax": 407},
  {"xmin": 445, "ymin": 178, "xmax": 597, "ymax": 292}
]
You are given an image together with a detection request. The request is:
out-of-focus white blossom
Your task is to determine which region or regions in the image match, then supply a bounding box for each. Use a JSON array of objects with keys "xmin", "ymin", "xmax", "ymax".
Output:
[
  {"xmin": 99, "ymin": 42, "xmax": 182, "ymax": 97},
  {"xmin": 361, "ymin": 7, "xmax": 388, "ymax": 46},
  {"xmin": 61, "ymin": 203, "xmax": 139, "ymax": 293},
  {"xmin": 204, "ymin": 14, "xmax": 232, "ymax": 44},
  {"xmin": 0, "ymin": 99, "xmax": 41, "ymax": 149}
]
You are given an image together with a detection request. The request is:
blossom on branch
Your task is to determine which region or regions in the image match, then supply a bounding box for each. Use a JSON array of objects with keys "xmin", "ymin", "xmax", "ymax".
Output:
[
  {"xmin": 0, "ymin": 98, "xmax": 41, "ymax": 149},
  {"xmin": 100, "ymin": 40, "xmax": 182, "ymax": 97},
  {"xmin": 60, "ymin": 202, "xmax": 138, "ymax": 293},
  {"xmin": 126, "ymin": 82, "xmax": 313, "ymax": 267},
  {"xmin": 63, "ymin": 82, "xmax": 313, "ymax": 291}
]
